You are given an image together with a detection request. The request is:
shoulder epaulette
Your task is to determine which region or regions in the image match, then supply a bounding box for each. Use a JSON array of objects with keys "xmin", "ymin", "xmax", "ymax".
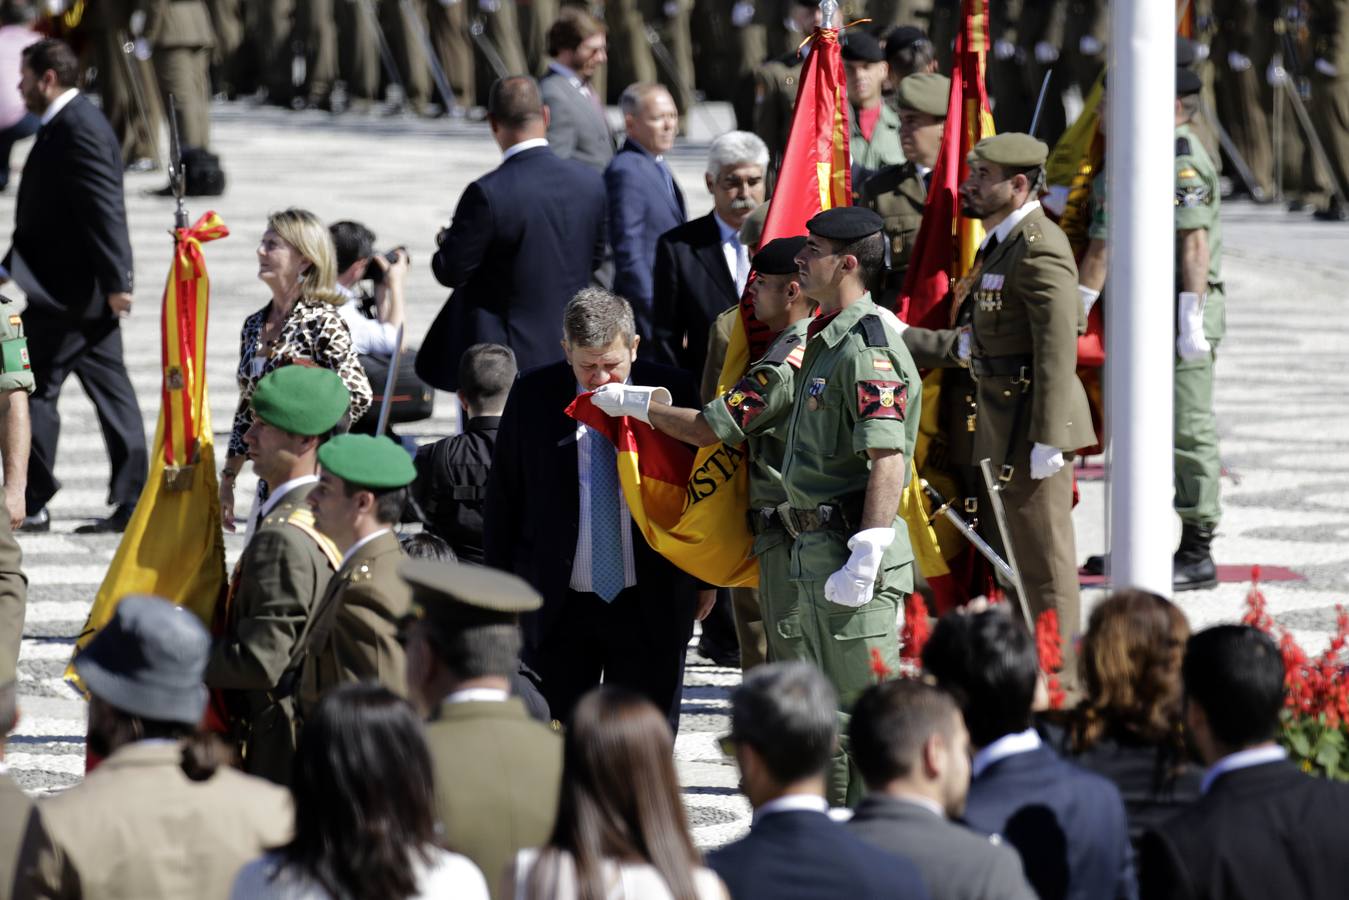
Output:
[
  {"xmin": 860, "ymin": 314, "xmax": 888, "ymax": 348},
  {"xmin": 284, "ymin": 507, "xmax": 342, "ymax": 569},
  {"xmin": 1024, "ymin": 219, "xmax": 1042, "ymax": 244},
  {"xmin": 763, "ymin": 331, "xmax": 804, "ymax": 365},
  {"xmin": 1176, "ymin": 136, "xmax": 1192, "ymax": 157}
]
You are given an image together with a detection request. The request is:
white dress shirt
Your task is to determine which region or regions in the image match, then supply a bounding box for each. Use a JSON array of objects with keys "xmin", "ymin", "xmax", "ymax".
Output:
[
  {"xmin": 257, "ymin": 475, "xmax": 319, "ymax": 521},
  {"xmin": 39, "ymin": 87, "xmax": 77, "ymax": 126},
  {"xmin": 979, "ymin": 199, "xmax": 1042, "ymax": 253},
  {"xmin": 568, "ymin": 419, "xmax": 637, "ymax": 594},
  {"xmin": 444, "ymin": 687, "xmax": 509, "ymax": 704},
  {"xmin": 1200, "ymin": 744, "xmax": 1287, "ymax": 795},
  {"xmin": 502, "ymin": 136, "xmax": 549, "ymax": 162},
  {"xmin": 971, "ymin": 727, "xmax": 1042, "ymax": 779},
  {"xmin": 340, "ymin": 527, "xmax": 391, "ymax": 569},
  {"xmin": 714, "ymin": 212, "xmax": 750, "ymax": 295},
  {"xmin": 335, "ymin": 283, "xmax": 400, "ymax": 358},
  {"xmin": 752, "ymin": 793, "xmax": 830, "ymax": 825}
]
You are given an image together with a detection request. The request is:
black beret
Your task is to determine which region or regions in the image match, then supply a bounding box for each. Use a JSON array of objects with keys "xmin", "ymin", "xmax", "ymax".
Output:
[
  {"xmin": 1176, "ymin": 36, "xmax": 1199, "ymax": 69},
  {"xmin": 752, "ymin": 236, "xmax": 807, "ymax": 275},
  {"xmin": 793, "ymin": 0, "xmax": 818, "ymax": 6},
  {"xmin": 1177, "ymin": 66, "xmax": 1203, "ymax": 96},
  {"xmin": 842, "ymin": 31, "xmax": 885, "ymax": 63},
  {"xmin": 885, "ymin": 26, "xmax": 927, "ymax": 54},
  {"xmin": 806, "ymin": 206, "xmax": 884, "ymax": 241}
]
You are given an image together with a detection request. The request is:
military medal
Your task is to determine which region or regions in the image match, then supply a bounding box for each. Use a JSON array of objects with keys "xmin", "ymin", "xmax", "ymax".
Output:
[{"xmin": 807, "ymin": 377, "xmax": 827, "ymax": 411}]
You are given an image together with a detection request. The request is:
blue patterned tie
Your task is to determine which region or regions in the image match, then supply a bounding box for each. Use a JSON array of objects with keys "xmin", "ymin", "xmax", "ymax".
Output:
[{"xmin": 589, "ymin": 428, "xmax": 626, "ymax": 602}]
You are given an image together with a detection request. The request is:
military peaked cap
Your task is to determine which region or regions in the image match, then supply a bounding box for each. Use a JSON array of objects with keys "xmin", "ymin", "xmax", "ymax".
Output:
[
  {"xmin": 842, "ymin": 31, "xmax": 885, "ymax": 63},
  {"xmin": 897, "ymin": 73, "xmax": 950, "ymax": 116},
  {"xmin": 971, "ymin": 133, "xmax": 1049, "ymax": 168},
  {"xmin": 401, "ymin": 558, "xmax": 542, "ymax": 629},
  {"xmin": 806, "ymin": 206, "xmax": 884, "ymax": 241},
  {"xmin": 753, "ymin": 236, "xmax": 807, "ymax": 275},
  {"xmin": 318, "ymin": 434, "xmax": 417, "ymax": 489},
  {"xmin": 251, "ymin": 365, "xmax": 350, "ymax": 436}
]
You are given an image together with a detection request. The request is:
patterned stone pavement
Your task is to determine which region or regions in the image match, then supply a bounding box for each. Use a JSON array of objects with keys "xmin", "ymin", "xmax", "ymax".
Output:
[{"xmin": 6, "ymin": 102, "xmax": 1347, "ymax": 852}]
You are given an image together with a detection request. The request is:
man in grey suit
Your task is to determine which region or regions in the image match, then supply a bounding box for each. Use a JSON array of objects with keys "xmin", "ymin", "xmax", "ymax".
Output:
[
  {"xmin": 539, "ymin": 6, "xmax": 613, "ymax": 173},
  {"xmin": 847, "ymin": 679, "xmax": 1036, "ymax": 900}
]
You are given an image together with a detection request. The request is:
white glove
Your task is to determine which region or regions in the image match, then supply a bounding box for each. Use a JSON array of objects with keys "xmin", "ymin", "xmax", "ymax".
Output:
[
  {"xmin": 1029, "ymin": 443, "xmax": 1065, "ymax": 480},
  {"xmin": 663, "ymin": 0, "xmax": 680, "ymax": 18},
  {"xmin": 1079, "ymin": 35, "xmax": 1103, "ymax": 56},
  {"xmin": 1176, "ymin": 291, "xmax": 1212, "ymax": 361},
  {"xmin": 956, "ymin": 328, "xmax": 971, "ymax": 361},
  {"xmin": 731, "ymin": 1, "xmax": 754, "ymax": 27},
  {"xmin": 1034, "ymin": 41, "xmax": 1059, "ymax": 64},
  {"xmin": 1193, "ymin": 43, "xmax": 1211, "ymax": 62},
  {"xmin": 1315, "ymin": 58, "xmax": 1339, "ymax": 78},
  {"xmin": 589, "ymin": 383, "xmax": 672, "ymax": 424},
  {"xmin": 479, "ymin": 0, "xmax": 499, "ymax": 11},
  {"xmin": 1078, "ymin": 285, "xmax": 1100, "ymax": 318},
  {"xmin": 1267, "ymin": 61, "xmax": 1288, "ymax": 86},
  {"xmin": 1227, "ymin": 51, "xmax": 1252, "ymax": 72},
  {"xmin": 994, "ymin": 39, "xmax": 1017, "ymax": 61},
  {"xmin": 824, "ymin": 527, "xmax": 895, "ymax": 609}
]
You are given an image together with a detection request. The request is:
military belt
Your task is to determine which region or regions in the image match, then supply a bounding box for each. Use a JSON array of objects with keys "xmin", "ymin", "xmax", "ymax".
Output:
[
  {"xmin": 774, "ymin": 499, "xmax": 861, "ymax": 540},
  {"xmin": 969, "ymin": 354, "xmax": 1033, "ymax": 378},
  {"xmin": 748, "ymin": 507, "xmax": 788, "ymax": 537}
]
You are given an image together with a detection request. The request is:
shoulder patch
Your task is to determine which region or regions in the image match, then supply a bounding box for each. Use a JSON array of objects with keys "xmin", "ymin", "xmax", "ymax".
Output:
[
  {"xmin": 859, "ymin": 314, "xmax": 888, "ymax": 348},
  {"xmin": 1176, "ymin": 136, "xmax": 1192, "ymax": 157},
  {"xmin": 857, "ymin": 380, "xmax": 908, "ymax": 421},
  {"xmin": 723, "ymin": 376, "xmax": 769, "ymax": 430}
]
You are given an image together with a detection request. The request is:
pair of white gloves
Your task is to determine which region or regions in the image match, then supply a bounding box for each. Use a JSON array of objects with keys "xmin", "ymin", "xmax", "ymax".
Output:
[
  {"xmin": 955, "ymin": 330, "xmax": 1065, "ymax": 482},
  {"xmin": 1076, "ymin": 288, "xmax": 1210, "ymax": 360}
]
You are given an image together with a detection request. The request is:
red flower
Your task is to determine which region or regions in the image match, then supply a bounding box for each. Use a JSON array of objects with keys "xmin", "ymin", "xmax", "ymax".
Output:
[{"xmin": 901, "ymin": 593, "xmax": 932, "ymax": 662}]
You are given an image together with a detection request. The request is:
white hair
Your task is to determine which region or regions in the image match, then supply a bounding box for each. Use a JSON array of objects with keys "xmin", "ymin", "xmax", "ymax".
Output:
[{"xmin": 705, "ymin": 130, "xmax": 770, "ymax": 177}]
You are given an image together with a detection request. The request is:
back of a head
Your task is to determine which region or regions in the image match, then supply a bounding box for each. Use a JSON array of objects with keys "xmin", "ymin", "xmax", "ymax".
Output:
[
  {"xmin": 267, "ymin": 208, "xmax": 343, "ymax": 306},
  {"xmin": 329, "ymin": 220, "xmax": 375, "ymax": 275},
  {"xmin": 400, "ymin": 531, "xmax": 456, "ymax": 562},
  {"xmin": 458, "ymin": 343, "xmax": 518, "ymax": 410},
  {"xmin": 547, "ymin": 5, "xmax": 603, "ymax": 57},
  {"xmin": 563, "ymin": 287, "xmax": 635, "ymax": 350},
  {"xmin": 1183, "ymin": 625, "xmax": 1285, "ymax": 751},
  {"xmin": 1, "ymin": 1, "xmax": 37, "ymax": 26},
  {"xmin": 489, "ymin": 75, "xmax": 545, "ymax": 129},
  {"xmin": 850, "ymin": 679, "xmax": 960, "ymax": 791},
  {"xmin": 922, "ymin": 610, "xmax": 1038, "ymax": 747},
  {"xmin": 287, "ymin": 683, "xmax": 438, "ymax": 898},
  {"xmin": 21, "ymin": 38, "xmax": 78, "ymax": 87},
  {"xmin": 731, "ymin": 661, "xmax": 837, "ymax": 785}
]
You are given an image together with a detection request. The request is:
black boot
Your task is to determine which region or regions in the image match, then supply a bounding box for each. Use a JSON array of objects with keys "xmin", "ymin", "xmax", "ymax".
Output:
[{"xmin": 1173, "ymin": 523, "xmax": 1217, "ymax": 591}]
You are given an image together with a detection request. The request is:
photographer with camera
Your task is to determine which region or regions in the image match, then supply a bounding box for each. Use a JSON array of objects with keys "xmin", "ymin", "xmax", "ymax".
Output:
[{"xmin": 329, "ymin": 220, "xmax": 407, "ymax": 359}]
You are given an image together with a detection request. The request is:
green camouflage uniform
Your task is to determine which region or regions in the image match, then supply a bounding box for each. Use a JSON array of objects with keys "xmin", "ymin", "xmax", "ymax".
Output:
[{"xmin": 0, "ymin": 303, "xmax": 33, "ymax": 678}]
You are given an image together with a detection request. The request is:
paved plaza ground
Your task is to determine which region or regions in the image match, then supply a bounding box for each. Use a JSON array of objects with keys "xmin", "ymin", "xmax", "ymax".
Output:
[{"xmin": 6, "ymin": 100, "xmax": 1349, "ymax": 849}]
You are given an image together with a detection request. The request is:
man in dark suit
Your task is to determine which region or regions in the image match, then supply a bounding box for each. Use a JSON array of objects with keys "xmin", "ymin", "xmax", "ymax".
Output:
[
  {"xmin": 604, "ymin": 82, "xmax": 683, "ymax": 343},
  {"xmin": 848, "ymin": 678, "xmax": 1036, "ymax": 900},
  {"xmin": 651, "ymin": 129, "xmax": 767, "ymax": 377},
  {"xmin": 540, "ymin": 6, "xmax": 614, "ymax": 173},
  {"xmin": 420, "ymin": 75, "xmax": 607, "ymax": 392},
  {"xmin": 6, "ymin": 39, "xmax": 146, "ymax": 534},
  {"xmin": 922, "ymin": 609, "xmax": 1137, "ymax": 900},
  {"xmin": 1138, "ymin": 625, "xmax": 1349, "ymax": 900},
  {"xmin": 484, "ymin": 288, "xmax": 707, "ymax": 732},
  {"xmin": 707, "ymin": 662, "xmax": 931, "ymax": 900}
]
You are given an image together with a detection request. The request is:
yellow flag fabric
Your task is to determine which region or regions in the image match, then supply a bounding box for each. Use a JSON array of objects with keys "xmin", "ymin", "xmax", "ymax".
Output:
[{"xmin": 66, "ymin": 212, "xmax": 230, "ymax": 691}]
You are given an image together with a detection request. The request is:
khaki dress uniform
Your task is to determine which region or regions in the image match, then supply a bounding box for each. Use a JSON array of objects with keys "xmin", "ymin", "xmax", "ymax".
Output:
[
  {"xmin": 1210, "ymin": 0, "xmax": 1274, "ymax": 197},
  {"xmin": 142, "ymin": 0, "xmax": 216, "ymax": 150},
  {"xmin": 0, "ymin": 769, "xmax": 34, "ymax": 895},
  {"xmin": 205, "ymin": 481, "xmax": 340, "ymax": 785},
  {"xmin": 0, "ymin": 303, "xmax": 32, "ymax": 679},
  {"xmin": 1309, "ymin": 0, "xmax": 1349, "ymax": 218},
  {"xmin": 861, "ymin": 161, "xmax": 927, "ymax": 306},
  {"xmin": 780, "ymin": 291, "xmax": 922, "ymax": 805},
  {"xmin": 89, "ymin": 0, "xmax": 166, "ymax": 165}
]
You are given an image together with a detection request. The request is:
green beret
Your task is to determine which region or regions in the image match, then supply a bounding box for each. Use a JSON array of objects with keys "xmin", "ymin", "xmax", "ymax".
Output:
[
  {"xmin": 752, "ymin": 236, "xmax": 807, "ymax": 275},
  {"xmin": 401, "ymin": 558, "xmax": 542, "ymax": 630},
  {"xmin": 1177, "ymin": 66, "xmax": 1203, "ymax": 97},
  {"xmin": 317, "ymin": 434, "xmax": 416, "ymax": 489},
  {"xmin": 971, "ymin": 132, "xmax": 1049, "ymax": 168},
  {"xmin": 251, "ymin": 365, "xmax": 350, "ymax": 436},
  {"xmin": 897, "ymin": 73, "xmax": 950, "ymax": 117},
  {"xmin": 806, "ymin": 206, "xmax": 884, "ymax": 241},
  {"xmin": 841, "ymin": 31, "xmax": 884, "ymax": 63}
]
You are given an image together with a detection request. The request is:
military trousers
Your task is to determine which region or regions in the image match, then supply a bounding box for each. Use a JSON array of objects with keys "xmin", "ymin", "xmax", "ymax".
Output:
[
  {"xmin": 754, "ymin": 529, "xmax": 805, "ymax": 666},
  {"xmin": 381, "ymin": 0, "xmax": 432, "ymax": 108},
  {"xmin": 1174, "ymin": 346, "xmax": 1222, "ymax": 530},
  {"xmin": 789, "ymin": 530, "xmax": 906, "ymax": 807},
  {"xmin": 153, "ymin": 46, "xmax": 213, "ymax": 149},
  {"xmin": 91, "ymin": 16, "xmax": 163, "ymax": 164},
  {"xmin": 1310, "ymin": 71, "xmax": 1349, "ymax": 210},
  {"xmin": 730, "ymin": 587, "xmax": 767, "ymax": 669},
  {"xmin": 297, "ymin": 0, "xmax": 340, "ymax": 102},
  {"xmin": 336, "ymin": 0, "xmax": 381, "ymax": 102},
  {"xmin": 0, "ymin": 512, "xmax": 26, "ymax": 679},
  {"xmin": 1211, "ymin": 35, "xmax": 1274, "ymax": 197}
]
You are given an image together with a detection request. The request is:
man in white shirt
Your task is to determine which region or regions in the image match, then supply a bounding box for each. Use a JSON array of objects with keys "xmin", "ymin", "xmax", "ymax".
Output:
[{"xmin": 329, "ymin": 220, "xmax": 406, "ymax": 359}]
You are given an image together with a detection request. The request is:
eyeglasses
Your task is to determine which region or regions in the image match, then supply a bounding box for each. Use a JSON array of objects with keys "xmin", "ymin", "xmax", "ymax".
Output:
[{"xmin": 717, "ymin": 733, "xmax": 738, "ymax": 758}]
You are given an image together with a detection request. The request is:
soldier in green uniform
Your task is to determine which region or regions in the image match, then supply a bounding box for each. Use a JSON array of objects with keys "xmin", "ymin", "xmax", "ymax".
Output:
[
  {"xmin": 1173, "ymin": 68, "xmax": 1227, "ymax": 585},
  {"xmin": 0, "ymin": 301, "xmax": 32, "ymax": 679},
  {"xmin": 298, "ymin": 434, "xmax": 416, "ymax": 718},
  {"xmin": 592, "ymin": 237, "xmax": 815, "ymax": 668},
  {"xmin": 205, "ymin": 366, "xmax": 347, "ymax": 785},
  {"xmin": 860, "ymin": 71, "xmax": 948, "ymax": 305},
  {"xmin": 784, "ymin": 207, "xmax": 922, "ymax": 805},
  {"xmin": 844, "ymin": 30, "xmax": 906, "ymax": 187}
]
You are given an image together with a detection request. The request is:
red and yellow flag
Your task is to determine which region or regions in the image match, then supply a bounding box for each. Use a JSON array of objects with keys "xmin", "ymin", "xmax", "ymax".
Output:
[{"xmin": 67, "ymin": 212, "xmax": 230, "ymax": 689}]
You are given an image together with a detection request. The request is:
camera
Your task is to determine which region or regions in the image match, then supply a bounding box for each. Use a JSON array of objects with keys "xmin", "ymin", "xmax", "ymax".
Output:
[{"xmin": 367, "ymin": 247, "xmax": 407, "ymax": 285}]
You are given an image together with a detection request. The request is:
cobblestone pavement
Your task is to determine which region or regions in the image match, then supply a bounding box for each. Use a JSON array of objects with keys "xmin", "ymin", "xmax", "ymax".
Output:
[{"xmin": 7, "ymin": 102, "xmax": 1347, "ymax": 850}]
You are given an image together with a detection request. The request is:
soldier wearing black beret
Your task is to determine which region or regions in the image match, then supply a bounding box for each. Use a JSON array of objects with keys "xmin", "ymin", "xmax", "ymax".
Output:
[{"xmin": 845, "ymin": 29, "xmax": 906, "ymax": 192}]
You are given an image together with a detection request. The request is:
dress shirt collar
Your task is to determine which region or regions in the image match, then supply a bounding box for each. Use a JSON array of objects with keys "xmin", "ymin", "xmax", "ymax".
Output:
[
  {"xmin": 980, "ymin": 199, "xmax": 1041, "ymax": 252},
  {"xmin": 341, "ymin": 527, "xmax": 391, "ymax": 569},
  {"xmin": 713, "ymin": 212, "xmax": 740, "ymax": 245},
  {"xmin": 258, "ymin": 475, "xmax": 319, "ymax": 520},
  {"xmin": 445, "ymin": 687, "xmax": 510, "ymax": 704},
  {"xmin": 753, "ymin": 793, "xmax": 830, "ymax": 825},
  {"xmin": 39, "ymin": 87, "xmax": 77, "ymax": 126},
  {"xmin": 971, "ymin": 728, "xmax": 1042, "ymax": 779},
  {"xmin": 914, "ymin": 163, "xmax": 932, "ymax": 180},
  {"xmin": 887, "ymin": 791, "xmax": 946, "ymax": 819},
  {"xmin": 548, "ymin": 60, "xmax": 585, "ymax": 90},
  {"xmin": 502, "ymin": 137, "xmax": 549, "ymax": 162},
  {"xmin": 1200, "ymin": 744, "xmax": 1287, "ymax": 795}
]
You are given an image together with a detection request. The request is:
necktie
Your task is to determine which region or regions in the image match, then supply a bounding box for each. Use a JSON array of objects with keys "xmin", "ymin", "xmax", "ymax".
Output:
[
  {"xmin": 734, "ymin": 241, "xmax": 750, "ymax": 295},
  {"xmin": 588, "ymin": 428, "xmax": 626, "ymax": 602},
  {"xmin": 980, "ymin": 234, "xmax": 1000, "ymax": 260}
]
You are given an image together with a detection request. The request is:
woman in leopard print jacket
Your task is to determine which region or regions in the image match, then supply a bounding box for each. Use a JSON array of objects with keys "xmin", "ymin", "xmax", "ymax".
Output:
[{"xmin": 219, "ymin": 208, "xmax": 373, "ymax": 530}]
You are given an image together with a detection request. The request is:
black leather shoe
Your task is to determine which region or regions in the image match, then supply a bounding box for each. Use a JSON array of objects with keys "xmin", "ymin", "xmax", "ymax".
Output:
[
  {"xmin": 17, "ymin": 507, "xmax": 49, "ymax": 532},
  {"xmin": 1082, "ymin": 554, "xmax": 1108, "ymax": 576},
  {"xmin": 74, "ymin": 504, "xmax": 135, "ymax": 535},
  {"xmin": 1313, "ymin": 201, "xmax": 1348, "ymax": 222},
  {"xmin": 696, "ymin": 639, "xmax": 741, "ymax": 668},
  {"xmin": 1173, "ymin": 523, "xmax": 1218, "ymax": 591}
]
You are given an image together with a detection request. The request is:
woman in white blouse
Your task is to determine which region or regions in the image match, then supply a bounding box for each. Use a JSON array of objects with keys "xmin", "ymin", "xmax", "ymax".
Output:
[
  {"xmin": 507, "ymin": 686, "xmax": 727, "ymax": 900},
  {"xmin": 231, "ymin": 683, "xmax": 488, "ymax": 900}
]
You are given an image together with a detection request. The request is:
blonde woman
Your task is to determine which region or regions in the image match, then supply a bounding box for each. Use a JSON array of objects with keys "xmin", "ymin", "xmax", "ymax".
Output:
[{"xmin": 219, "ymin": 209, "xmax": 373, "ymax": 530}]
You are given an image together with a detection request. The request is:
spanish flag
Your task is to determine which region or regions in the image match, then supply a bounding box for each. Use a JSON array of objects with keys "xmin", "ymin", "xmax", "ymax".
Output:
[
  {"xmin": 898, "ymin": 0, "xmax": 997, "ymax": 612},
  {"xmin": 67, "ymin": 213, "xmax": 230, "ymax": 690},
  {"xmin": 564, "ymin": 23, "xmax": 853, "ymax": 587}
]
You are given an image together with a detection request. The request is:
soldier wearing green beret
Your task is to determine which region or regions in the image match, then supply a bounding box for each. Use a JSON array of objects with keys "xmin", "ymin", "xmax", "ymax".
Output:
[
  {"xmin": 908, "ymin": 133, "xmax": 1093, "ymax": 675},
  {"xmin": 861, "ymin": 71, "xmax": 949, "ymax": 306},
  {"xmin": 400, "ymin": 558, "xmax": 562, "ymax": 900},
  {"xmin": 0, "ymin": 298, "xmax": 31, "ymax": 679},
  {"xmin": 785, "ymin": 206, "xmax": 922, "ymax": 805},
  {"xmin": 204, "ymin": 365, "xmax": 348, "ymax": 784},
  {"xmin": 298, "ymin": 433, "xmax": 417, "ymax": 717},
  {"xmin": 593, "ymin": 236, "xmax": 816, "ymax": 670}
]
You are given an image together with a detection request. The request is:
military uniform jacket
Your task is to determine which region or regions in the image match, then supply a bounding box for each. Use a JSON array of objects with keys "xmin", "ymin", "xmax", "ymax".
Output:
[
  {"xmin": 1310, "ymin": 0, "xmax": 1349, "ymax": 74},
  {"xmin": 781, "ymin": 295, "xmax": 922, "ymax": 570},
  {"xmin": 139, "ymin": 0, "xmax": 216, "ymax": 49},
  {"xmin": 16, "ymin": 742, "xmax": 292, "ymax": 900},
  {"xmin": 297, "ymin": 529, "xmax": 412, "ymax": 716},
  {"xmin": 861, "ymin": 161, "xmax": 928, "ymax": 297},
  {"xmin": 849, "ymin": 102, "xmax": 905, "ymax": 176},
  {"xmin": 425, "ymin": 698, "xmax": 563, "ymax": 900},
  {"xmin": 753, "ymin": 51, "xmax": 803, "ymax": 171},
  {"xmin": 204, "ymin": 479, "xmax": 339, "ymax": 784},
  {"xmin": 1174, "ymin": 123, "xmax": 1226, "ymax": 342}
]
